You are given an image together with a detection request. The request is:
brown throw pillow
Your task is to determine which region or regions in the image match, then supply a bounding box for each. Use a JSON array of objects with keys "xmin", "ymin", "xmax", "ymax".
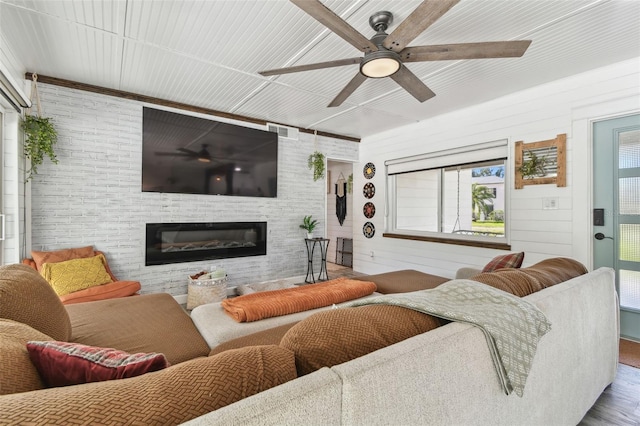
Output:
[
  {"xmin": 0, "ymin": 319, "xmax": 53, "ymax": 395},
  {"xmin": 519, "ymin": 257, "xmax": 588, "ymax": 287},
  {"xmin": 471, "ymin": 257, "xmax": 588, "ymax": 297},
  {"xmin": 0, "ymin": 345, "xmax": 297, "ymax": 424},
  {"xmin": 31, "ymin": 246, "xmax": 95, "ymax": 271},
  {"xmin": 0, "ymin": 264, "xmax": 72, "ymax": 341},
  {"xmin": 470, "ymin": 269, "xmax": 544, "ymax": 297},
  {"xmin": 280, "ymin": 305, "xmax": 442, "ymax": 376}
]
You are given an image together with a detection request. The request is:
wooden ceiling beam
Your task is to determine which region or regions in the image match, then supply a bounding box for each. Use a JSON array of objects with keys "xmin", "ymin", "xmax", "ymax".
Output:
[{"xmin": 24, "ymin": 72, "xmax": 361, "ymax": 143}]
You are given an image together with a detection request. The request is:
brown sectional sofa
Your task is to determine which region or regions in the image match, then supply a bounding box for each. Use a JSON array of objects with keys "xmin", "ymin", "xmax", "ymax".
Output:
[
  {"xmin": 0, "ymin": 264, "xmax": 294, "ymax": 424},
  {"xmin": 0, "ymin": 258, "xmax": 619, "ymax": 425},
  {"xmin": 188, "ymin": 260, "xmax": 618, "ymax": 425}
]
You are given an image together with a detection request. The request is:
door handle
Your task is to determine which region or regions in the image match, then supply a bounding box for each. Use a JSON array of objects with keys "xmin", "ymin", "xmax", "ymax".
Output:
[{"xmin": 594, "ymin": 232, "xmax": 613, "ymax": 240}]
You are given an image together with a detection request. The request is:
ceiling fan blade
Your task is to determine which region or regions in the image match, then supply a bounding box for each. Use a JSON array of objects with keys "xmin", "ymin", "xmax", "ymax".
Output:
[
  {"xmin": 401, "ymin": 40, "xmax": 532, "ymax": 62},
  {"xmin": 155, "ymin": 152, "xmax": 193, "ymax": 157},
  {"xmin": 259, "ymin": 57, "xmax": 361, "ymax": 76},
  {"xmin": 328, "ymin": 72, "xmax": 367, "ymax": 107},
  {"xmin": 290, "ymin": 0, "xmax": 377, "ymax": 53},
  {"xmin": 177, "ymin": 148, "xmax": 198, "ymax": 155},
  {"xmin": 383, "ymin": 0, "xmax": 460, "ymax": 52},
  {"xmin": 390, "ymin": 65, "xmax": 435, "ymax": 102}
]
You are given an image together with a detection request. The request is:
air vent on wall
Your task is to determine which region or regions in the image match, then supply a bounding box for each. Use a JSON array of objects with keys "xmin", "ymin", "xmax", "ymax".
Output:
[{"xmin": 267, "ymin": 123, "xmax": 299, "ymax": 140}]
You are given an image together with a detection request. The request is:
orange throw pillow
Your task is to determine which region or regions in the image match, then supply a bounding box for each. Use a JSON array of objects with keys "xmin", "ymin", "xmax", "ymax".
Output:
[{"xmin": 31, "ymin": 246, "xmax": 95, "ymax": 271}]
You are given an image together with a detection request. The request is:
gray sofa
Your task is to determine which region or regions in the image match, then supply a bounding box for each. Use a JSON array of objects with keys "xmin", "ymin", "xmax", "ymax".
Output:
[{"xmin": 186, "ymin": 266, "xmax": 618, "ymax": 425}]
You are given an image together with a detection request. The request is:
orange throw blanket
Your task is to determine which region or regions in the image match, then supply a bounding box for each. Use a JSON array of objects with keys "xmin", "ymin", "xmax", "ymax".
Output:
[{"xmin": 221, "ymin": 278, "xmax": 377, "ymax": 322}]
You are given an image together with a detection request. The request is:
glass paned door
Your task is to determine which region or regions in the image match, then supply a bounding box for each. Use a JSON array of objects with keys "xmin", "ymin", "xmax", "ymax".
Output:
[
  {"xmin": 593, "ymin": 115, "xmax": 640, "ymax": 341},
  {"xmin": 618, "ymin": 129, "xmax": 640, "ymax": 310}
]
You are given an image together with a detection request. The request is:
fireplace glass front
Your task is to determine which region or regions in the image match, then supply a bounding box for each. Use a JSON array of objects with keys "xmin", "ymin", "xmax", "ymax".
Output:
[{"xmin": 145, "ymin": 222, "xmax": 267, "ymax": 266}]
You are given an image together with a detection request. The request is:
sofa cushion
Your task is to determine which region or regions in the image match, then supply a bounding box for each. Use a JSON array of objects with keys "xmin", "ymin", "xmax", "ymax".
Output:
[
  {"xmin": 280, "ymin": 305, "xmax": 442, "ymax": 376},
  {"xmin": 59, "ymin": 280, "xmax": 141, "ymax": 305},
  {"xmin": 516, "ymin": 257, "xmax": 588, "ymax": 286},
  {"xmin": 354, "ymin": 269, "xmax": 449, "ymax": 294},
  {"xmin": 0, "ymin": 264, "xmax": 72, "ymax": 341},
  {"xmin": 471, "ymin": 257, "xmax": 588, "ymax": 297},
  {"xmin": 66, "ymin": 293, "xmax": 210, "ymax": 365},
  {"xmin": 209, "ymin": 321, "xmax": 299, "ymax": 356},
  {"xmin": 31, "ymin": 246, "xmax": 95, "ymax": 271},
  {"xmin": 0, "ymin": 345, "xmax": 297, "ymax": 425},
  {"xmin": 0, "ymin": 319, "xmax": 53, "ymax": 395},
  {"xmin": 482, "ymin": 252, "xmax": 524, "ymax": 272},
  {"xmin": 27, "ymin": 341, "xmax": 169, "ymax": 387},
  {"xmin": 471, "ymin": 269, "xmax": 545, "ymax": 297},
  {"xmin": 40, "ymin": 254, "xmax": 113, "ymax": 296}
]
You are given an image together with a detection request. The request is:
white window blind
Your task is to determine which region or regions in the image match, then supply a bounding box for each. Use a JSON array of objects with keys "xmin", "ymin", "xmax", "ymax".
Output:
[
  {"xmin": 385, "ymin": 139, "xmax": 508, "ymax": 175},
  {"xmin": 0, "ymin": 63, "xmax": 31, "ymax": 113}
]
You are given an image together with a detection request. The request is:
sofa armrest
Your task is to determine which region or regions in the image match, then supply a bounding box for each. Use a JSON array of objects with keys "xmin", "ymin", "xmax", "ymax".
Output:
[
  {"xmin": 455, "ymin": 267, "xmax": 482, "ymax": 280},
  {"xmin": 0, "ymin": 345, "xmax": 296, "ymax": 425}
]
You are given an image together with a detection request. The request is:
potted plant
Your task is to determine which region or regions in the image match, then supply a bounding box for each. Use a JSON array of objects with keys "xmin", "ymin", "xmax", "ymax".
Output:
[
  {"xmin": 299, "ymin": 215, "xmax": 318, "ymax": 239},
  {"xmin": 21, "ymin": 115, "xmax": 58, "ymax": 181},
  {"xmin": 307, "ymin": 151, "xmax": 325, "ymax": 181},
  {"xmin": 518, "ymin": 150, "xmax": 551, "ymax": 180}
]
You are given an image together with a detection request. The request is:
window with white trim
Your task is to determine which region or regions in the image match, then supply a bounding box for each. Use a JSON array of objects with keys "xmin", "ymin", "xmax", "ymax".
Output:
[{"xmin": 386, "ymin": 140, "xmax": 508, "ymax": 243}]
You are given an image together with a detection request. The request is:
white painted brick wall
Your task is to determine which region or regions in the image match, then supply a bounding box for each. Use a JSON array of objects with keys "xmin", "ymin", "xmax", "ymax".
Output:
[
  {"xmin": 326, "ymin": 161, "xmax": 354, "ymax": 264},
  {"xmin": 29, "ymin": 83, "xmax": 358, "ymax": 296}
]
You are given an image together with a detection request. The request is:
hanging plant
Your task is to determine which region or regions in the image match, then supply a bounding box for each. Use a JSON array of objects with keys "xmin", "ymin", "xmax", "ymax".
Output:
[
  {"xmin": 518, "ymin": 150, "xmax": 551, "ymax": 180},
  {"xmin": 21, "ymin": 115, "xmax": 58, "ymax": 181},
  {"xmin": 347, "ymin": 173, "xmax": 353, "ymax": 193},
  {"xmin": 307, "ymin": 151, "xmax": 325, "ymax": 181}
]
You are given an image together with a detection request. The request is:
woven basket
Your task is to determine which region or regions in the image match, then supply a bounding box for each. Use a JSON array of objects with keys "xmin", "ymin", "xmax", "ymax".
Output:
[{"xmin": 187, "ymin": 276, "xmax": 227, "ymax": 310}]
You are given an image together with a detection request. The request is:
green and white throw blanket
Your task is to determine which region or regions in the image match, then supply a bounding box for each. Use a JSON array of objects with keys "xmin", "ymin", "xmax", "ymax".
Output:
[{"xmin": 348, "ymin": 279, "xmax": 551, "ymax": 397}]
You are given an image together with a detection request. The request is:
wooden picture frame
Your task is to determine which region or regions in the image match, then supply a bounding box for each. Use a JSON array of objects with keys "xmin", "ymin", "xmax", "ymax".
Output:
[{"xmin": 514, "ymin": 133, "xmax": 566, "ymax": 189}]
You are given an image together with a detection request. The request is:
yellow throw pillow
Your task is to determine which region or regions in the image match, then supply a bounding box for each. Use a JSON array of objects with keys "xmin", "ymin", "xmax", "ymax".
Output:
[{"xmin": 41, "ymin": 254, "xmax": 113, "ymax": 296}]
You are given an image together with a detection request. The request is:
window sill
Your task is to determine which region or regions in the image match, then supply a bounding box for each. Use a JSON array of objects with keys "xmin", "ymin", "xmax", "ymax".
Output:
[{"xmin": 383, "ymin": 233, "xmax": 511, "ymax": 251}]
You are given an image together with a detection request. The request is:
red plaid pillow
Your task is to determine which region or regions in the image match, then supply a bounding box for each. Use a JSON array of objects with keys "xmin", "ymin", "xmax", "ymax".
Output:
[
  {"xmin": 482, "ymin": 252, "xmax": 525, "ymax": 272},
  {"xmin": 27, "ymin": 341, "xmax": 169, "ymax": 387}
]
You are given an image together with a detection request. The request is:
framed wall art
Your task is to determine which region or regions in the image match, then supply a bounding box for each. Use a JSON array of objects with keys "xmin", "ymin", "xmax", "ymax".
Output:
[{"xmin": 515, "ymin": 133, "xmax": 566, "ymax": 189}]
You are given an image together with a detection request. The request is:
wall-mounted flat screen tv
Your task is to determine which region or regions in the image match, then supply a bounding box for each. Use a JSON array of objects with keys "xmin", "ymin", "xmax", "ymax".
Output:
[{"xmin": 142, "ymin": 107, "xmax": 278, "ymax": 197}]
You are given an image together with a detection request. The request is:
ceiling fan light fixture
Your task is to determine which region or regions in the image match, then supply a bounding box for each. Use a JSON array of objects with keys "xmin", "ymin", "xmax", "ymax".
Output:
[
  {"xmin": 197, "ymin": 145, "xmax": 211, "ymax": 162},
  {"xmin": 360, "ymin": 50, "xmax": 401, "ymax": 78}
]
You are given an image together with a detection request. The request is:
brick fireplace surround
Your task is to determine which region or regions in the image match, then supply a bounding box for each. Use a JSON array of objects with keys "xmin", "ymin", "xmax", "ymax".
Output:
[{"xmin": 28, "ymin": 82, "xmax": 359, "ymax": 298}]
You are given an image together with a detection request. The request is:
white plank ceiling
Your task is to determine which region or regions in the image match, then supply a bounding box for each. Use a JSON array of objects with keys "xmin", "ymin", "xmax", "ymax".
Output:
[{"xmin": 1, "ymin": 0, "xmax": 639, "ymax": 139}]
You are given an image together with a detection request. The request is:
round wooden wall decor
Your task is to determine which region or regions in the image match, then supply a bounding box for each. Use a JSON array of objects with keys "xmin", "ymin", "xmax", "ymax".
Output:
[
  {"xmin": 363, "ymin": 222, "xmax": 375, "ymax": 238},
  {"xmin": 363, "ymin": 182, "xmax": 375, "ymax": 199},
  {"xmin": 363, "ymin": 202, "xmax": 375, "ymax": 219},
  {"xmin": 363, "ymin": 162, "xmax": 376, "ymax": 179}
]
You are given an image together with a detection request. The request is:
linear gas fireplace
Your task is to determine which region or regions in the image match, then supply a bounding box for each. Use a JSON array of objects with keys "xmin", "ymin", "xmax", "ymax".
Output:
[{"xmin": 145, "ymin": 222, "xmax": 267, "ymax": 266}]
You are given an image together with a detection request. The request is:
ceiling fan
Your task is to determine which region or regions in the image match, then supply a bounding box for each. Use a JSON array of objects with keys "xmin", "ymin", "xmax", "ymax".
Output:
[
  {"xmin": 259, "ymin": 0, "xmax": 532, "ymax": 107},
  {"xmin": 155, "ymin": 144, "xmax": 213, "ymax": 163}
]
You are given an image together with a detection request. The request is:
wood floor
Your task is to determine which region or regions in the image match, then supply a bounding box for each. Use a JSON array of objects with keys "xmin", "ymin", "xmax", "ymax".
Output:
[
  {"xmin": 580, "ymin": 364, "xmax": 640, "ymax": 425},
  {"xmin": 328, "ymin": 264, "xmax": 640, "ymax": 425}
]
